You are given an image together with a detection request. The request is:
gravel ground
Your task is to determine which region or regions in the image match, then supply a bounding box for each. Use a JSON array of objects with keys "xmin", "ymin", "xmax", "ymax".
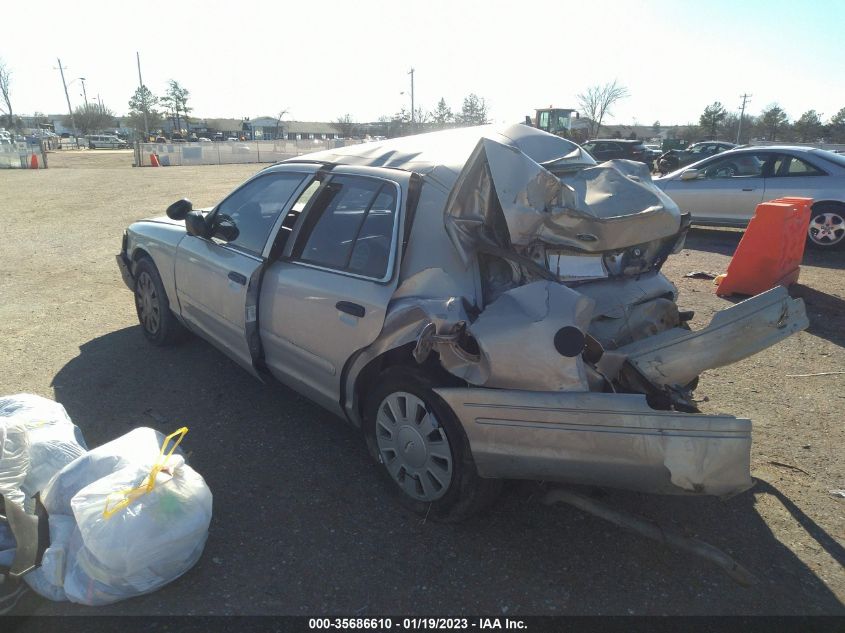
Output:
[{"xmin": 1, "ymin": 149, "xmax": 843, "ymax": 616}]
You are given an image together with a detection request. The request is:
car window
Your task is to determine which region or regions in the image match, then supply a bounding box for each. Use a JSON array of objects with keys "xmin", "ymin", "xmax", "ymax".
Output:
[
  {"xmin": 772, "ymin": 155, "xmax": 826, "ymax": 177},
  {"xmin": 214, "ymin": 172, "xmax": 307, "ymax": 255},
  {"xmin": 293, "ymin": 175, "xmax": 398, "ymax": 280},
  {"xmin": 812, "ymin": 149, "xmax": 845, "ymax": 169},
  {"xmin": 701, "ymin": 153, "xmax": 767, "ymax": 179},
  {"xmin": 582, "ymin": 142, "xmax": 596, "ymax": 153}
]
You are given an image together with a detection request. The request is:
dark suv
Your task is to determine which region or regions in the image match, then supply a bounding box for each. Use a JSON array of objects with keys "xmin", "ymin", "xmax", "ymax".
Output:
[{"xmin": 581, "ymin": 139, "xmax": 649, "ymax": 165}]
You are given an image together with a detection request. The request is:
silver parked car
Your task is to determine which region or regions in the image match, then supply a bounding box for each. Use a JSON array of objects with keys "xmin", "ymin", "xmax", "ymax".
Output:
[
  {"xmin": 654, "ymin": 146, "xmax": 845, "ymax": 249},
  {"xmin": 117, "ymin": 125, "xmax": 807, "ymax": 521}
]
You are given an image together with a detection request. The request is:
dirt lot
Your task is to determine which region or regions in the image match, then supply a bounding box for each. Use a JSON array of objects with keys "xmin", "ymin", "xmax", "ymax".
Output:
[{"xmin": 1, "ymin": 149, "xmax": 843, "ymax": 616}]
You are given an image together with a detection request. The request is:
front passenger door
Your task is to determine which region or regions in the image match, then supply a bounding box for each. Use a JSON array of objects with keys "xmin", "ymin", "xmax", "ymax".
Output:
[
  {"xmin": 174, "ymin": 171, "xmax": 309, "ymax": 374},
  {"xmin": 664, "ymin": 152, "xmax": 771, "ymax": 224}
]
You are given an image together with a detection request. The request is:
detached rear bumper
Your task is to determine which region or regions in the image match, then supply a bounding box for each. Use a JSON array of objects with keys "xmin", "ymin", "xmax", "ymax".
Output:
[{"xmin": 435, "ymin": 389, "xmax": 752, "ymax": 497}]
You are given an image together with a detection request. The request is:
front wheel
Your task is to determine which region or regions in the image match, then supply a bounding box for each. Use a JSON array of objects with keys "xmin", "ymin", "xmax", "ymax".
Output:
[
  {"xmin": 364, "ymin": 367, "xmax": 501, "ymax": 522},
  {"xmin": 133, "ymin": 257, "xmax": 186, "ymax": 345},
  {"xmin": 807, "ymin": 204, "xmax": 845, "ymax": 250}
]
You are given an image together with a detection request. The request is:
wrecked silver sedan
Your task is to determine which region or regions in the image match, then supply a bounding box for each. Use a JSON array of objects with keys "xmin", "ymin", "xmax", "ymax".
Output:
[{"xmin": 117, "ymin": 124, "xmax": 808, "ymax": 520}]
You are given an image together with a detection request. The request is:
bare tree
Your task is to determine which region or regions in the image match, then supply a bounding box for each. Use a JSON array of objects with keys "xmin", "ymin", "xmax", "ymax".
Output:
[
  {"xmin": 576, "ymin": 80, "xmax": 629, "ymax": 138},
  {"xmin": 64, "ymin": 103, "xmax": 117, "ymax": 135},
  {"xmin": 334, "ymin": 113, "xmax": 358, "ymax": 138},
  {"xmin": 0, "ymin": 58, "xmax": 14, "ymax": 129},
  {"xmin": 160, "ymin": 80, "xmax": 192, "ymax": 133}
]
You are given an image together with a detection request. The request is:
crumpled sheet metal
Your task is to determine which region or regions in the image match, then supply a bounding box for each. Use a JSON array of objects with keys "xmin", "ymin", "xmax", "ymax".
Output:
[
  {"xmin": 437, "ymin": 280, "xmax": 594, "ymax": 391},
  {"xmin": 617, "ymin": 286, "xmax": 809, "ymax": 387},
  {"xmin": 445, "ymin": 137, "xmax": 683, "ymax": 260}
]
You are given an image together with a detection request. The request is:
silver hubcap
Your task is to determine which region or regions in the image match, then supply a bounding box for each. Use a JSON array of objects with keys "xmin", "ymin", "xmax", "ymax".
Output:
[
  {"xmin": 135, "ymin": 271, "xmax": 161, "ymax": 334},
  {"xmin": 375, "ymin": 391, "xmax": 453, "ymax": 502},
  {"xmin": 809, "ymin": 212, "xmax": 845, "ymax": 246}
]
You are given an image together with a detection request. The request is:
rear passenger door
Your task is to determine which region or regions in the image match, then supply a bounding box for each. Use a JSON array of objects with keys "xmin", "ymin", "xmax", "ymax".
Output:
[{"xmin": 259, "ymin": 167, "xmax": 412, "ymax": 414}]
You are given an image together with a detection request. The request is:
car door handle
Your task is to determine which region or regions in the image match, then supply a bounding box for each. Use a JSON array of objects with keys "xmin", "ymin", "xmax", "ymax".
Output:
[
  {"xmin": 228, "ymin": 271, "xmax": 247, "ymax": 285},
  {"xmin": 742, "ymin": 188, "xmax": 756, "ymax": 192},
  {"xmin": 336, "ymin": 301, "xmax": 365, "ymax": 318}
]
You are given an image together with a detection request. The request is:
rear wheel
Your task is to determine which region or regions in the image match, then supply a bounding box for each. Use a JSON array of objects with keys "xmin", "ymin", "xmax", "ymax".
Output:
[
  {"xmin": 133, "ymin": 257, "xmax": 185, "ymax": 345},
  {"xmin": 807, "ymin": 204, "xmax": 845, "ymax": 250},
  {"xmin": 363, "ymin": 367, "xmax": 501, "ymax": 522}
]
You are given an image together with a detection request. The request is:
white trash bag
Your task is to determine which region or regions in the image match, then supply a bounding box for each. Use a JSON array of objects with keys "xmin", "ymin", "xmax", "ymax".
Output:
[
  {"xmin": 41, "ymin": 426, "xmax": 166, "ymax": 517},
  {"xmin": 20, "ymin": 515, "xmax": 76, "ymax": 602},
  {"xmin": 57, "ymin": 427, "xmax": 211, "ymax": 606},
  {"xmin": 0, "ymin": 394, "xmax": 88, "ymax": 512},
  {"xmin": 0, "ymin": 420, "xmax": 29, "ymax": 511}
]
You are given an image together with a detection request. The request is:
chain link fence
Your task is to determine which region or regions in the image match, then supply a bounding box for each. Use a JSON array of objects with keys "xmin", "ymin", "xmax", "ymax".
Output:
[
  {"xmin": 135, "ymin": 138, "xmax": 364, "ymax": 167},
  {"xmin": 0, "ymin": 142, "xmax": 46, "ymax": 168}
]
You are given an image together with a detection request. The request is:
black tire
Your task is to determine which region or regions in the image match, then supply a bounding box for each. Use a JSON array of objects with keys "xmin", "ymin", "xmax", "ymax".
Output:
[
  {"xmin": 88, "ymin": 143, "xmax": 95, "ymax": 150},
  {"xmin": 133, "ymin": 256, "xmax": 186, "ymax": 345},
  {"xmin": 806, "ymin": 203, "xmax": 845, "ymax": 250},
  {"xmin": 363, "ymin": 367, "xmax": 501, "ymax": 522}
]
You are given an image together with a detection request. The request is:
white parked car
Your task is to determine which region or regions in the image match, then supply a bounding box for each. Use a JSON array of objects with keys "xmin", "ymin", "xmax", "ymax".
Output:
[
  {"xmin": 654, "ymin": 146, "xmax": 845, "ymax": 249},
  {"xmin": 86, "ymin": 135, "xmax": 129, "ymax": 150}
]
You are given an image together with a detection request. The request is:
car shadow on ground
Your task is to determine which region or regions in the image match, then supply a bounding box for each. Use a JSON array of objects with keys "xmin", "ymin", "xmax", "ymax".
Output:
[
  {"xmin": 16, "ymin": 326, "xmax": 843, "ymax": 616},
  {"xmin": 789, "ymin": 284, "xmax": 845, "ymax": 347}
]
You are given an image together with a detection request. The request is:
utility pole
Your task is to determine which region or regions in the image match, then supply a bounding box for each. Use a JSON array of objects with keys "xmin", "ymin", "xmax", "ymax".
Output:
[
  {"xmin": 136, "ymin": 52, "xmax": 148, "ymax": 139},
  {"xmin": 56, "ymin": 58, "xmax": 77, "ymax": 139},
  {"xmin": 80, "ymin": 77, "xmax": 88, "ymax": 109},
  {"xmin": 737, "ymin": 93, "xmax": 751, "ymax": 144},
  {"xmin": 408, "ymin": 67, "xmax": 415, "ymax": 124}
]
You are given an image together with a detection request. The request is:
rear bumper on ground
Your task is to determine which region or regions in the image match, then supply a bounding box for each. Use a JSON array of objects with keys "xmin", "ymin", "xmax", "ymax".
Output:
[{"xmin": 435, "ymin": 388, "xmax": 753, "ymax": 497}]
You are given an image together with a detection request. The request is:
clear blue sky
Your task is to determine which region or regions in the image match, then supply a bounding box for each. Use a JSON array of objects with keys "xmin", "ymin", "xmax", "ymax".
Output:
[{"xmin": 2, "ymin": 0, "xmax": 843, "ymax": 125}]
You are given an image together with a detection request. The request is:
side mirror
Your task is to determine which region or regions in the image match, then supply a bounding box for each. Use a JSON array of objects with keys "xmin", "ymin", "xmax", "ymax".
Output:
[
  {"xmin": 166, "ymin": 198, "xmax": 193, "ymax": 220},
  {"xmin": 680, "ymin": 169, "xmax": 700, "ymax": 181},
  {"xmin": 184, "ymin": 210, "xmax": 210, "ymax": 238}
]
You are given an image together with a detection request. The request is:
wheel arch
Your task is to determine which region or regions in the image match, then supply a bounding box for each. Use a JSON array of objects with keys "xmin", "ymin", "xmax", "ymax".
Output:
[{"xmin": 810, "ymin": 199, "xmax": 845, "ymax": 213}]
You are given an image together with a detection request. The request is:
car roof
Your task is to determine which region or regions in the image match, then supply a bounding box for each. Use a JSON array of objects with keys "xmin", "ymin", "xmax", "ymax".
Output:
[
  {"xmin": 732, "ymin": 144, "xmax": 817, "ymax": 152},
  {"xmin": 284, "ymin": 124, "xmax": 592, "ymax": 189}
]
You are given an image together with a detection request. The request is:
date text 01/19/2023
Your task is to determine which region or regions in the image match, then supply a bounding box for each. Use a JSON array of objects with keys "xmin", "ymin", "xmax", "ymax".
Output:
[{"xmin": 308, "ymin": 618, "xmax": 527, "ymax": 630}]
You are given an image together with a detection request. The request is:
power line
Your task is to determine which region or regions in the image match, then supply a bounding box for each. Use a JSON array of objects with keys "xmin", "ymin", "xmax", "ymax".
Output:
[
  {"xmin": 737, "ymin": 93, "xmax": 751, "ymax": 144},
  {"xmin": 54, "ymin": 58, "xmax": 77, "ymax": 138}
]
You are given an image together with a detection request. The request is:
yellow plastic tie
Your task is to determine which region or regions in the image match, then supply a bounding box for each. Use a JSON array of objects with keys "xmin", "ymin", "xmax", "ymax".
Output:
[{"xmin": 102, "ymin": 426, "xmax": 188, "ymax": 519}]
